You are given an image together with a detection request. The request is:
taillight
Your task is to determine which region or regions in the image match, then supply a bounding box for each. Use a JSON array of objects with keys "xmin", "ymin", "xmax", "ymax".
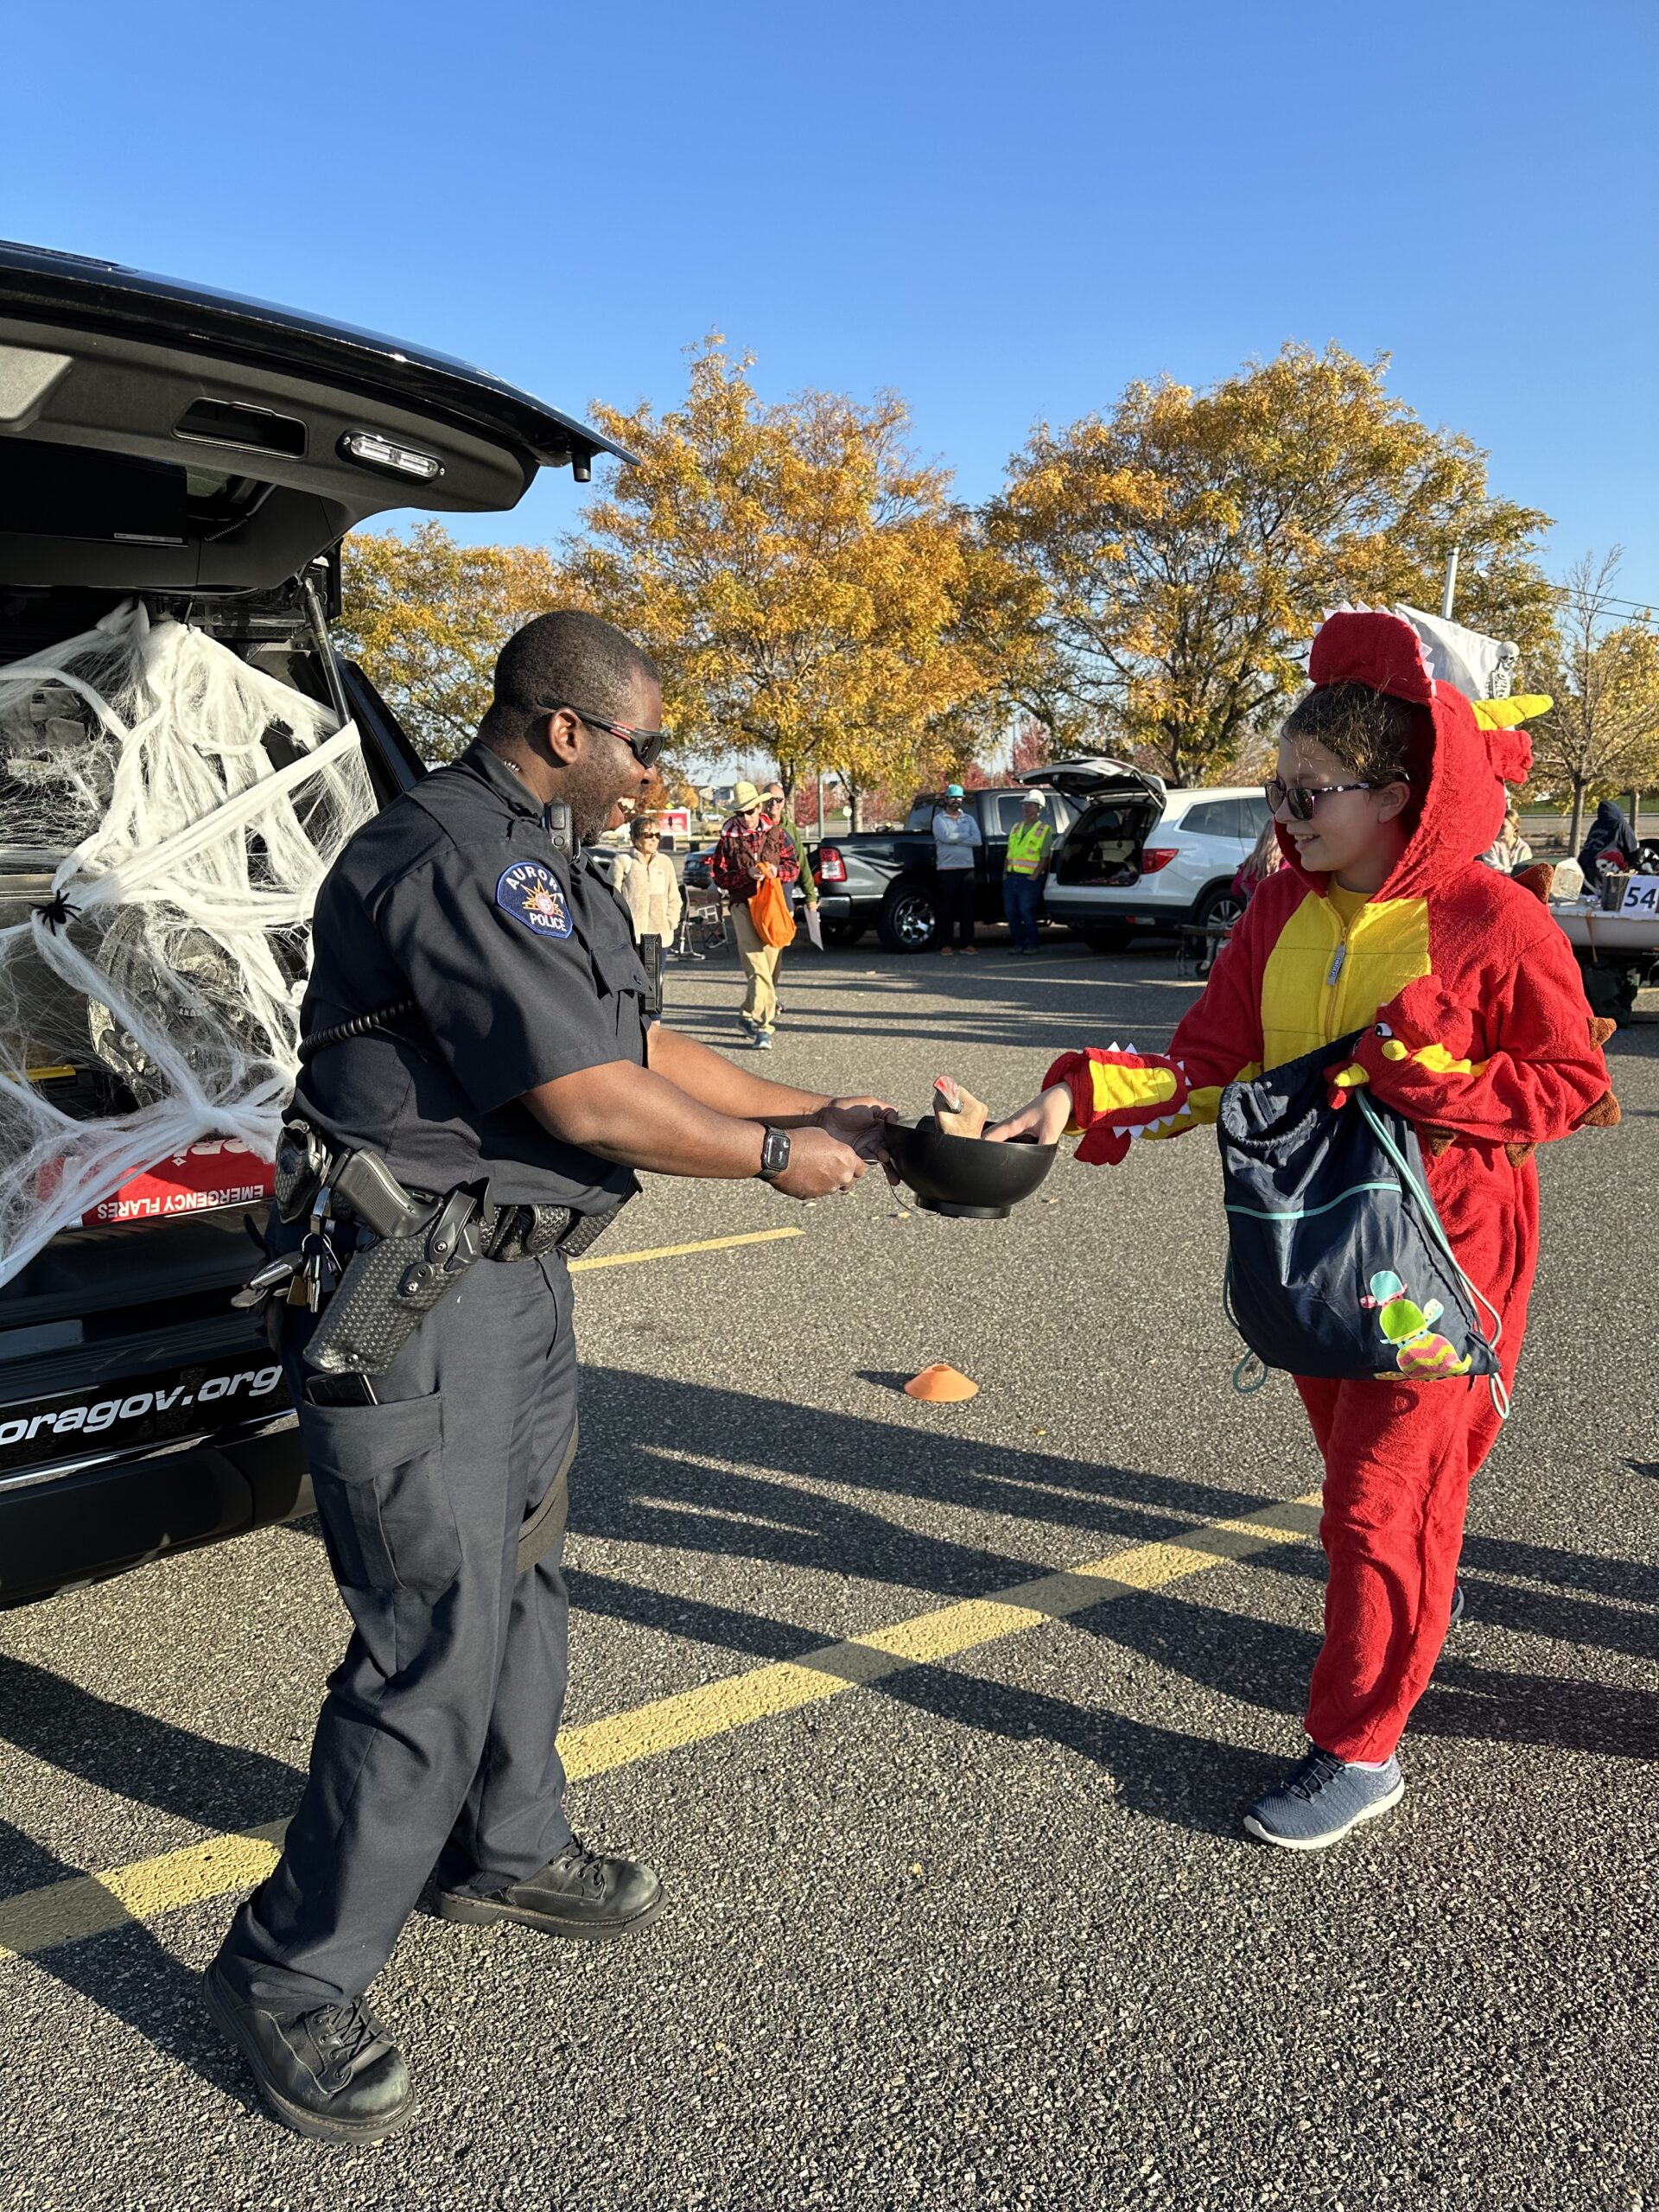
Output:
[
  {"xmin": 817, "ymin": 845, "xmax": 848, "ymax": 883},
  {"xmin": 1139, "ymin": 848, "xmax": 1179, "ymax": 875}
]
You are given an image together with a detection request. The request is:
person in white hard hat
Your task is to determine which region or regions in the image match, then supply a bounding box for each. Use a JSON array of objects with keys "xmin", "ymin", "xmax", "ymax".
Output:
[{"xmin": 1002, "ymin": 794, "xmax": 1052, "ymax": 953}]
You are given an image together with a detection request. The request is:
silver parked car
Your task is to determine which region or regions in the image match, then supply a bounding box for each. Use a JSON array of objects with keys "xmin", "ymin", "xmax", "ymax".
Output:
[{"xmin": 1027, "ymin": 763, "xmax": 1271, "ymax": 951}]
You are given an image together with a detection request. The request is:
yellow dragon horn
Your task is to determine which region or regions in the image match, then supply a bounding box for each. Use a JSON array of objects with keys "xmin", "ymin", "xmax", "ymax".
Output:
[{"xmin": 1472, "ymin": 694, "xmax": 1551, "ymax": 730}]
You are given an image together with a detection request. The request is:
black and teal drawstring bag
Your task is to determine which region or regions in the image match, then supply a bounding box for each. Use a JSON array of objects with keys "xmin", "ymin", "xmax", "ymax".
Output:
[{"xmin": 1217, "ymin": 1033, "xmax": 1507, "ymax": 1414}]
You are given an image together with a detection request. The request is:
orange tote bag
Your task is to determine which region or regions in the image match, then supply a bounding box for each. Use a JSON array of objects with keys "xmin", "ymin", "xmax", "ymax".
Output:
[{"xmin": 748, "ymin": 872, "xmax": 797, "ymax": 949}]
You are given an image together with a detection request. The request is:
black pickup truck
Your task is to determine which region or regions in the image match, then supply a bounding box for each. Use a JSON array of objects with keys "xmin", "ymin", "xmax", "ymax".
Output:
[
  {"xmin": 0, "ymin": 240, "xmax": 624, "ymax": 1607},
  {"xmin": 809, "ymin": 785, "xmax": 1080, "ymax": 950},
  {"xmin": 810, "ymin": 765, "xmax": 1184, "ymax": 951}
]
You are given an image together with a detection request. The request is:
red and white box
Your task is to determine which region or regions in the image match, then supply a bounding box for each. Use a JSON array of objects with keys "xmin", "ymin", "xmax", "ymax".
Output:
[{"xmin": 82, "ymin": 1138, "xmax": 276, "ymax": 1226}]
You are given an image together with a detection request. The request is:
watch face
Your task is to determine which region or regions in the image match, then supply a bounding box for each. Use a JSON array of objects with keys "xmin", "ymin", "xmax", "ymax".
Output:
[{"xmin": 760, "ymin": 1128, "xmax": 791, "ymax": 1179}]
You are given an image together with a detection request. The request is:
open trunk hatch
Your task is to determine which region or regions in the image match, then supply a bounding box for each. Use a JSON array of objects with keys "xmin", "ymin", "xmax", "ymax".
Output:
[
  {"xmin": 0, "ymin": 238, "xmax": 632, "ymax": 592},
  {"xmin": 1034, "ymin": 766, "xmax": 1168, "ymax": 886}
]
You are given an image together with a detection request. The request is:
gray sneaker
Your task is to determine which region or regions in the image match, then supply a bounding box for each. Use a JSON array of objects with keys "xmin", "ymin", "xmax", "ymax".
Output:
[
  {"xmin": 753, "ymin": 1030, "xmax": 773, "ymax": 1051},
  {"xmin": 1243, "ymin": 1745, "xmax": 1405, "ymax": 1851}
]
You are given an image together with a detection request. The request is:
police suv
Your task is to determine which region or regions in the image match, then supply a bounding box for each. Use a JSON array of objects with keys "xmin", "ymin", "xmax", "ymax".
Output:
[{"xmin": 0, "ymin": 241, "xmax": 623, "ymax": 1605}]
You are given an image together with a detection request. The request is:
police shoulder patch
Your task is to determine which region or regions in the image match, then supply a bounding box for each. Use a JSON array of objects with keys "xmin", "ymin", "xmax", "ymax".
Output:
[{"xmin": 495, "ymin": 860, "xmax": 573, "ymax": 939}]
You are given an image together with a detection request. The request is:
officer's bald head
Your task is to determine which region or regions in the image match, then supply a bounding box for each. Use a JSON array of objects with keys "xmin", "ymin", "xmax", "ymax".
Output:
[{"xmin": 482, "ymin": 611, "xmax": 660, "ymax": 753}]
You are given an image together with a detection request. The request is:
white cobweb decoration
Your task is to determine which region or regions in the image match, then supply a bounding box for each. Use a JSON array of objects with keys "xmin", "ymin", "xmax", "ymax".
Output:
[{"xmin": 0, "ymin": 599, "xmax": 375, "ymax": 1288}]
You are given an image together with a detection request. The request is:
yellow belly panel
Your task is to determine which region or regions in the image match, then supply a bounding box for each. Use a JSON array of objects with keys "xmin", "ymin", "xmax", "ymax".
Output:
[{"xmin": 1259, "ymin": 892, "xmax": 1431, "ymax": 1068}]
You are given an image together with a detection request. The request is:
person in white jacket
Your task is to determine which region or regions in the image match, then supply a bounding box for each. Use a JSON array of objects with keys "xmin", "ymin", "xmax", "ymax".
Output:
[{"xmin": 617, "ymin": 815, "xmax": 683, "ymax": 945}]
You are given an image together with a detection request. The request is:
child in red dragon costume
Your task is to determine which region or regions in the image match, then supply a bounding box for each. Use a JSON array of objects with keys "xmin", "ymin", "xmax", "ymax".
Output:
[{"xmin": 990, "ymin": 607, "xmax": 1616, "ymax": 1849}]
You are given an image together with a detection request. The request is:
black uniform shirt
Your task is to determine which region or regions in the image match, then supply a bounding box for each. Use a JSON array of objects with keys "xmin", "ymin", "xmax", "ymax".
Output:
[{"xmin": 295, "ymin": 742, "xmax": 650, "ymax": 1211}]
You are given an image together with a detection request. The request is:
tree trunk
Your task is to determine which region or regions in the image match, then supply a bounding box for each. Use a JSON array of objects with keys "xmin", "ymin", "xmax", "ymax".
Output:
[{"xmin": 1567, "ymin": 780, "xmax": 1588, "ymax": 858}]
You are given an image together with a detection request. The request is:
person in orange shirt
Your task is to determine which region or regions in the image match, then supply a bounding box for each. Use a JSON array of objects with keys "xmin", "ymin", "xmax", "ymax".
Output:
[{"xmin": 991, "ymin": 609, "xmax": 1613, "ymax": 1849}]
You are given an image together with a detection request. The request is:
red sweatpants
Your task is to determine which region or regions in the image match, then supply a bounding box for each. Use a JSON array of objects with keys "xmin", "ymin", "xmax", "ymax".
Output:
[{"xmin": 1294, "ymin": 1368, "xmax": 1510, "ymax": 1763}]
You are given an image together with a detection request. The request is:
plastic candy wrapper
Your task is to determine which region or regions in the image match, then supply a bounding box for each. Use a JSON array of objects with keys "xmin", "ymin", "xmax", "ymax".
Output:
[{"xmin": 1041, "ymin": 1044, "xmax": 1191, "ymax": 1165}]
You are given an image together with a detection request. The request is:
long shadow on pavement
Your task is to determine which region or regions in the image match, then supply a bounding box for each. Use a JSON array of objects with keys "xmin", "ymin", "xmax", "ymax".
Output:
[
  {"xmin": 0, "ymin": 1658, "xmax": 306, "ymax": 2118},
  {"xmin": 1, "ymin": 1815, "xmax": 264, "ymax": 2120},
  {"xmin": 0, "ymin": 1655, "xmax": 303, "ymax": 1877},
  {"xmin": 4, "ymin": 1351, "xmax": 1650, "ymax": 2088},
  {"xmin": 564, "ymin": 1368, "xmax": 1659, "ymax": 1783},
  {"xmin": 1077, "ymin": 1591, "xmax": 1659, "ymax": 1762},
  {"xmin": 574, "ymin": 1364, "xmax": 1282, "ymax": 1595}
]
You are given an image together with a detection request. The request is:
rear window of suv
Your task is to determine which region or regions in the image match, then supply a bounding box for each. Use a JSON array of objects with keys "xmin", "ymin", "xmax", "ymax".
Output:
[
  {"xmin": 1179, "ymin": 796, "xmax": 1270, "ymax": 838},
  {"xmin": 2, "ymin": 435, "xmax": 264, "ymax": 545},
  {"xmin": 1179, "ymin": 798, "xmax": 1242, "ymax": 837}
]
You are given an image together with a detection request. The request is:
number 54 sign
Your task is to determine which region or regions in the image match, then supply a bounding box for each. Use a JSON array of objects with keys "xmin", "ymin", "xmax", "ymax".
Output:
[{"xmin": 1616, "ymin": 874, "xmax": 1659, "ymax": 916}]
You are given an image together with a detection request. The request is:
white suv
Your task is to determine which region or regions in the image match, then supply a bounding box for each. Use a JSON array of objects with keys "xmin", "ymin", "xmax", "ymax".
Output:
[{"xmin": 1026, "ymin": 764, "xmax": 1271, "ymax": 951}]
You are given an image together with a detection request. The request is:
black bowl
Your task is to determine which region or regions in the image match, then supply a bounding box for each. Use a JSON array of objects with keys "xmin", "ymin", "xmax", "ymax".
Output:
[{"xmin": 884, "ymin": 1118, "xmax": 1058, "ymax": 1219}]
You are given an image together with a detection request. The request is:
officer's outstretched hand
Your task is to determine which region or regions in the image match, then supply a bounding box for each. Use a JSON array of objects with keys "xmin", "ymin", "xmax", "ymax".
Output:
[
  {"xmin": 815, "ymin": 1096, "xmax": 898, "ymax": 1163},
  {"xmin": 772, "ymin": 1126, "xmax": 868, "ymax": 1200}
]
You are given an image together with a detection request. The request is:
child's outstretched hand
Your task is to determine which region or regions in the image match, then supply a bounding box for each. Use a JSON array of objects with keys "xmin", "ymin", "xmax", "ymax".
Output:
[
  {"xmin": 985, "ymin": 1083, "xmax": 1075, "ymax": 1147},
  {"xmin": 986, "ymin": 1048, "xmax": 1191, "ymax": 1165}
]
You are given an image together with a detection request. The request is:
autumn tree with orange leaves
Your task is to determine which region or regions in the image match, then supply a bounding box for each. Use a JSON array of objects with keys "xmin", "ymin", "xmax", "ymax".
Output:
[
  {"xmin": 563, "ymin": 338, "xmax": 1051, "ymax": 819},
  {"xmin": 338, "ymin": 522, "xmax": 566, "ymax": 762},
  {"xmin": 988, "ymin": 344, "xmax": 1554, "ymax": 785}
]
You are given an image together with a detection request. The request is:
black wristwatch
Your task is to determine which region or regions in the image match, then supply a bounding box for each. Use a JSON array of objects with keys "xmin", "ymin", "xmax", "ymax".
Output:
[{"xmin": 756, "ymin": 1127, "xmax": 791, "ymax": 1183}]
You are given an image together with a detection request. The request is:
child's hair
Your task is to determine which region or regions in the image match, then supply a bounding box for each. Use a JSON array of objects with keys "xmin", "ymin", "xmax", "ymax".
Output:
[{"xmin": 1281, "ymin": 682, "xmax": 1433, "ymax": 797}]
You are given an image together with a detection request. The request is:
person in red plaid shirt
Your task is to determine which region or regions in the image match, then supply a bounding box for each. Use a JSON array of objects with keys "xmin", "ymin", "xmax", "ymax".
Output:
[{"xmin": 712, "ymin": 780, "xmax": 799, "ymax": 1049}]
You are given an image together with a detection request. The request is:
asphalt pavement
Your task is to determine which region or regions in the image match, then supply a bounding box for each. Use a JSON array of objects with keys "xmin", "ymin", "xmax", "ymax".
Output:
[{"xmin": 2, "ymin": 928, "xmax": 1655, "ymax": 2212}]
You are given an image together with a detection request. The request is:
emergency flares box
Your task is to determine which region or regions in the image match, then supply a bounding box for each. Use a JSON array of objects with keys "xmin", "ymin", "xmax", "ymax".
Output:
[{"xmin": 81, "ymin": 1139, "xmax": 276, "ymax": 1225}]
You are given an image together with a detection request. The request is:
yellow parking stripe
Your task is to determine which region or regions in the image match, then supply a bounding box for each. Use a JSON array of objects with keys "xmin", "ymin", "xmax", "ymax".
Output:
[
  {"xmin": 570, "ymin": 1227, "xmax": 804, "ymax": 1273},
  {"xmin": 561, "ymin": 1660, "xmax": 854, "ymax": 1780},
  {"xmin": 0, "ymin": 1824, "xmax": 288, "ymax": 1960},
  {"xmin": 0, "ymin": 1489, "xmax": 1320, "ymax": 1964}
]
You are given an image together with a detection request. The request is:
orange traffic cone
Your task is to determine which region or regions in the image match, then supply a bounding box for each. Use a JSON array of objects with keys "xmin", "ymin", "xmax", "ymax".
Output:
[{"xmin": 904, "ymin": 1363, "xmax": 979, "ymax": 1403}]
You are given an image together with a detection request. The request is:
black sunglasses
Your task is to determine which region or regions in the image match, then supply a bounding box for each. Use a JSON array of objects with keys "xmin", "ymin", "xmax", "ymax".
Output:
[
  {"xmin": 1263, "ymin": 776, "xmax": 1374, "ymax": 823},
  {"xmin": 541, "ymin": 701, "xmax": 669, "ymax": 772}
]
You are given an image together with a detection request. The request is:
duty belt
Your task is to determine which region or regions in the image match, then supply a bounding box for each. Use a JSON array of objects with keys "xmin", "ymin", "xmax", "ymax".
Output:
[{"xmin": 235, "ymin": 1120, "xmax": 620, "ymax": 1377}]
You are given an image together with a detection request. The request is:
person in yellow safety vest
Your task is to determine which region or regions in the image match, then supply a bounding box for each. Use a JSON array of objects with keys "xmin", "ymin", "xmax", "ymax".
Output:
[{"xmin": 1003, "ymin": 795, "xmax": 1053, "ymax": 953}]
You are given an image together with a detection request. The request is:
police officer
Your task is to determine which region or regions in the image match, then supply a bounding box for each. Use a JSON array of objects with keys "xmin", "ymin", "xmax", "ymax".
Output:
[{"xmin": 205, "ymin": 611, "xmax": 889, "ymax": 2143}]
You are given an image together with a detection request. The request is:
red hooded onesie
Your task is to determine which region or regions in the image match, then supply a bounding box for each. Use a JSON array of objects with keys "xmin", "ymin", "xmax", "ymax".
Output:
[{"xmin": 1113, "ymin": 613, "xmax": 1611, "ymax": 1761}]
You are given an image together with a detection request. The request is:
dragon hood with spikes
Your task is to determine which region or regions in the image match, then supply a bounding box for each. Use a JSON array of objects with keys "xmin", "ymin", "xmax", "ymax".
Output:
[{"xmin": 1289, "ymin": 604, "xmax": 1545, "ymax": 899}]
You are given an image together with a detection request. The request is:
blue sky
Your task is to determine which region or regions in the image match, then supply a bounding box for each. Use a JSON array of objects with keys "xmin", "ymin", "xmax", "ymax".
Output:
[{"xmin": 7, "ymin": 0, "xmax": 1656, "ymax": 607}]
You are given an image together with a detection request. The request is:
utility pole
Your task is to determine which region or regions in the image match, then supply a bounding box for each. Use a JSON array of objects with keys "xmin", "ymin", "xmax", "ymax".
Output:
[{"xmin": 1440, "ymin": 547, "xmax": 1460, "ymax": 622}]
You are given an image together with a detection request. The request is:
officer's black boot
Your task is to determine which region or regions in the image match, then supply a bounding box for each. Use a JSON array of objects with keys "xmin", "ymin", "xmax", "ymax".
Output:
[
  {"xmin": 203, "ymin": 1961, "xmax": 415, "ymax": 2144},
  {"xmin": 435, "ymin": 1836, "xmax": 664, "ymax": 1941}
]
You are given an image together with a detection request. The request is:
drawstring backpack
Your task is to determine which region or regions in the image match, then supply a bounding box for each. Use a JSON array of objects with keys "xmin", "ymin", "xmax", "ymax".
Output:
[{"xmin": 1217, "ymin": 1033, "xmax": 1508, "ymax": 1417}]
